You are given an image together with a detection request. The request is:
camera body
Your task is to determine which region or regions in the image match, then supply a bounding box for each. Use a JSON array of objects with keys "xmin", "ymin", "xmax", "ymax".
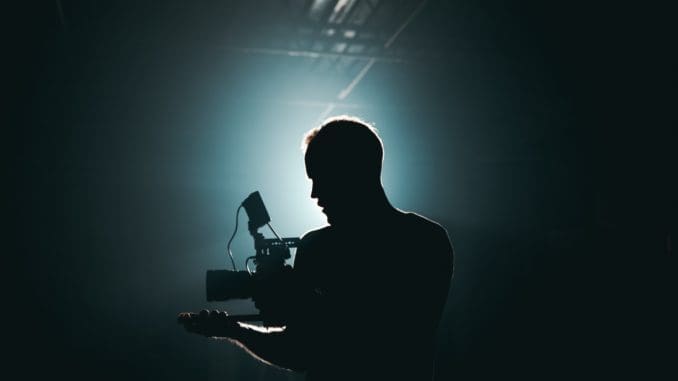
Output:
[
  {"xmin": 205, "ymin": 236, "xmax": 300, "ymax": 302},
  {"xmin": 205, "ymin": 191, "xmax": 300, "ymax": 325}
]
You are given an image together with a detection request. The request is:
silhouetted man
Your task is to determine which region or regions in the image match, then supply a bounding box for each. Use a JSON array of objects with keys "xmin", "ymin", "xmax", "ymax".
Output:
[{"xmin": 180, "ymin": 116, "xmax": 454, "ymax": 380}]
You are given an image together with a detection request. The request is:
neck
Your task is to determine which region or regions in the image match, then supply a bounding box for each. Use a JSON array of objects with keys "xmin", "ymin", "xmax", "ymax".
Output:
[
  {"xmin": 332, "ymin": 185, "xmax": 397, "ymax": 229},
  {"xmin": 361, "ymin": 186, "xmax": 394, "ymax": 214}
]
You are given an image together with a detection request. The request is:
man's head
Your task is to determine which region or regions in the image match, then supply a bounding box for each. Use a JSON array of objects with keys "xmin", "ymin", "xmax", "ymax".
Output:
[{"xmin": 302, "ymin": 116, "xmax": 385, "ymax": 225}]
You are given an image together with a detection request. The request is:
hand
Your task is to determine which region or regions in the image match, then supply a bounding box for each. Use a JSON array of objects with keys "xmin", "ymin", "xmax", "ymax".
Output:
[{"xmin": 177, "ymin": 309, "xmax": 239, "ymax": 338}]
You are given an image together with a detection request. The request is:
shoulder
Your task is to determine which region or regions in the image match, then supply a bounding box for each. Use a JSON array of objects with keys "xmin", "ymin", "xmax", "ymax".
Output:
[
  {"xmin": 300, "ymin": 225, "xmax": 332, "ymax": 245},
  {"xmin": 293, "ymin": 226, "xmax": 331, "ymax": 269},
  {"xmin": 398, "ymin": 211, "xmax": 454, "ymax": 267},
  {"xmin": 297, "ymin": 225, "xmax": 333, "ymax": 254},
  {"xmin": 399, "ymin": 210, "xmax": 451, "ymax": 242}
]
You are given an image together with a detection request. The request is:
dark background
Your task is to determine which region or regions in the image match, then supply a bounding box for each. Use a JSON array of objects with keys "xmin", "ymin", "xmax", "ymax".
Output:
[{"xmin": 8, "ymin": 1, "xmax": 676, "ymax": 380}]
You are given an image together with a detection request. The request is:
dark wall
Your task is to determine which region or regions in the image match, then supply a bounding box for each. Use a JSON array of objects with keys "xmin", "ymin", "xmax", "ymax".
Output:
[{"xmin": 9, "ymin": 1, "xmax": 675, "ymax": 380}]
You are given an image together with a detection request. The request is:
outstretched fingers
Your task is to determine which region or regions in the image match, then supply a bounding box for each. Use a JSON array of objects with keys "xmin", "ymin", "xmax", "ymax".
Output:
[{"xmin": 177, "ymin": 309, "xmax": 236, "ymax": 337}]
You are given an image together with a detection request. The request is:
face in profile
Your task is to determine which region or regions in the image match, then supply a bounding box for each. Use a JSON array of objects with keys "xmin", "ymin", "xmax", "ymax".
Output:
[
  {"xmin": 309, "ymin": 172, "xmax": 350, "ymax": 225},
  {"xmin": 308, "ymin": 165, "xmax": 367, "ymax": 226}
]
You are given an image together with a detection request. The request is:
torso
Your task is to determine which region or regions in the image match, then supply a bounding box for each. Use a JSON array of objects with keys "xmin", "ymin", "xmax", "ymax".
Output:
[{"xmin": 293, "ymin": 211, "xmax": 454, "ymax": 380}]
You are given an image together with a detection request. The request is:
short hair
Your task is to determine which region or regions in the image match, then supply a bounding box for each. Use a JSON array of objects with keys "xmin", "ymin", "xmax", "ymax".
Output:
[{"xmin": 302, "ymin": 115, "xmax": 384, "ymax": 180}]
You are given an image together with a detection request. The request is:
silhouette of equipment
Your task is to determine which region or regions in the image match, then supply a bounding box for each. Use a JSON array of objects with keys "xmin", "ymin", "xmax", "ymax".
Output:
[{"xmin": 205, "ymin": 191, "xmax": 300, "ymax": 326}]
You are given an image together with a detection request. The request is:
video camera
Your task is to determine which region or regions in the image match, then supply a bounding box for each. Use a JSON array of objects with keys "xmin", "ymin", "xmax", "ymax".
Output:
[{"xmin": 205, "ymin": 191, "xmax": 300, "ymax": 325}]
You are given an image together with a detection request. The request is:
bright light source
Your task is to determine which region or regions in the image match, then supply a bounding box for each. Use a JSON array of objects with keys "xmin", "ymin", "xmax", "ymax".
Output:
[
  {"xmin": 343, "ymin": 30, "xmax": 356, "ymax": 39},
  {"xmin": 332, "ymin": 42, "xmax": 347, "ymax": 53}
]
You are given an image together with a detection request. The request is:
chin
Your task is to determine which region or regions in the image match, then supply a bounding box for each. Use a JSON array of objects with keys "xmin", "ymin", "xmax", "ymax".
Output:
[
  {"xmin": 326, "ymin": 215, "xmax": 348, "ymax": 227},
  {"xmin": 323, "ymin": 213, "xmax": 336, "ymax": 225}
]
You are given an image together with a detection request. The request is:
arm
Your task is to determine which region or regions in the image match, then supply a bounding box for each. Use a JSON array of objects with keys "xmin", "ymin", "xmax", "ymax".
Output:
[
  {"xmin": 226, "ymin": 323, "xmax": 309, "ymax": 372},
  {"xmin": 178, "ymin": 233, "xmax": 320, "ymax": 371},
  {"xmin": 178, "ymin": 311, "xmax": 310, "ymax": 372},
  {"xmin": 231, "ymin": 232, "xmax": 320, "ymax": 371}
]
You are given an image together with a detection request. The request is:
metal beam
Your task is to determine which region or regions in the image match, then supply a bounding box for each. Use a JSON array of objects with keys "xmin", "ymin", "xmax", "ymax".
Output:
[
  {"xmin": 330, "ymin": 0, "xmax": 428, "ymax": 105},
  {"xmin": 220, "ymin": 46, "xmax": 408, "ymax": 64}
]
